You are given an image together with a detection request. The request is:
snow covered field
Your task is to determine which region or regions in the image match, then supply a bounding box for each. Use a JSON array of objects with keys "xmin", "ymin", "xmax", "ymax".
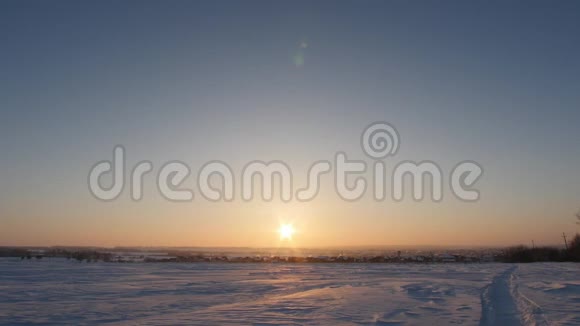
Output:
[{"xmin": 0, "ymin": 259, "xmax": 578, "ymax": 325}]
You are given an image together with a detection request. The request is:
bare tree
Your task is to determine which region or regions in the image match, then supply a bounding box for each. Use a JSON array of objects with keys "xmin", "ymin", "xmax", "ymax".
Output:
[{"xmin": 577, "ymin": 209, "xmax": 580, "ymax": 225}]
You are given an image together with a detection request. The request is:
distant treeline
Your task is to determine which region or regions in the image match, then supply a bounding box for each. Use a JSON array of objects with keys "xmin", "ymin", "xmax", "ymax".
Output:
[
  {"xmin": 502, "ymin": 234, "xmax": 580, "ymax": 263},
  {"xmin": 0, "ymin": 248, "xmax": 113, "ymax": 262},
  {"xmin": 3, "ymin": 235, "xmax": 580, "ymax": 264},
  {"xmin": 0, "ymin": 248, "xmax": 30, "ymax": 258}
]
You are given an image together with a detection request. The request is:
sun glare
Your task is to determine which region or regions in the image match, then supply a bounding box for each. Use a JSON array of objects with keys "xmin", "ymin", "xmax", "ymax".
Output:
[{"xmin": 278, "ymin": 224, "xmax": 295, "ymax": 240}]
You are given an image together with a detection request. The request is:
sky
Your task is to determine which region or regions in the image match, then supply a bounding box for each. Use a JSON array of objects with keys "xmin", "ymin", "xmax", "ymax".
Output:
[{"xmin": 1, "ymin": 0, "xmax": 579, "ymax": 248}]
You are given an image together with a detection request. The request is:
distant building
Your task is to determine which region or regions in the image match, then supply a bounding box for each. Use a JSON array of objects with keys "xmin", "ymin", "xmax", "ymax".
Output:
[
  {"xmin": 480, "ymin": 254, "xmax": 494, "ymax": 262},
  {"xmin": 438, "ymin": 253, "xmax": 456, "ymax": 262}
]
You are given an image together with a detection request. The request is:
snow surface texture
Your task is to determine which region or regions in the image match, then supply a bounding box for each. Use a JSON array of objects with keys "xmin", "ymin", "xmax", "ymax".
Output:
[{"xmin": 0, "ymin": 259, "xmax": 578, "ymax": 325}]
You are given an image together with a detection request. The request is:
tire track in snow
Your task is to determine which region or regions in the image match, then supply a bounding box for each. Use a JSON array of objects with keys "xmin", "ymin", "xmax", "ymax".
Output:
[
  {"xmin": 510, "ymin": 269, "xmax": 550, "ymax": 326},
  {"xmin": 480, "ymin": 266, "xmax": 521, "ymax": 326}
]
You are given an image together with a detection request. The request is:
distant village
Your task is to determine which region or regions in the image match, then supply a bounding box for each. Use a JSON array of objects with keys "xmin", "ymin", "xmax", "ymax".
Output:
[{"xmin": 0, "ymin": 247, "xmax": 502, "ymax": 264}]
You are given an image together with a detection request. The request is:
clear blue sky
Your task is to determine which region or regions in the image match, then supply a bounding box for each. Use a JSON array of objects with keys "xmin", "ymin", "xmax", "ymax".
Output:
[{"xmin": 1, "ymin": 1, "xmax": 579, "ymax": 247}]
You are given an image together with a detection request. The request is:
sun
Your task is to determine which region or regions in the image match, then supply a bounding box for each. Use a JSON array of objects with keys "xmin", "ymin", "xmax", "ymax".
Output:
[{"xmin": 278, "ymin": 224, "xmax": 295, "ymax": 240}]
